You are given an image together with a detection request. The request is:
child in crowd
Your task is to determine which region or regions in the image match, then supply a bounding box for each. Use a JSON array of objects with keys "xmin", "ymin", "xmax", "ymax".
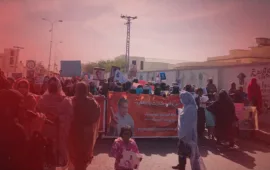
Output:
[
  {"xmin": 205, "ymin": 94, "xmax": 215, "ymax": 140},
  {"xmin": 111, "ymin": 126, "xmax": 142, "ymax": 170},
  {"xmin": 195, "ymin": 88, "xmax": 206, "ymax": 139},
  {"xmin": 136, "ymin": 85, "xmax": 143, "ymax": 94}
]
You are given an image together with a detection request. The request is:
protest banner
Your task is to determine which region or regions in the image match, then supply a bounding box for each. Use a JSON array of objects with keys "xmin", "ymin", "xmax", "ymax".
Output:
[
  {"xmin": 60, "ymin": 60, "xmax": 81, "ymax": 77},
  {"xmin": 94, "ymin": 95, "xmax": 106, "ymax": 133},
  {"xmin": 106, "ymin": 92, "xmax": 182, "ymax": 138},
  {"xmin": 93, "ymin": 67, "xmax": 105, "ymax": 80},
  {"xmin": 110, "ymin": 66, "xmax": 120, "ymax": 78}
]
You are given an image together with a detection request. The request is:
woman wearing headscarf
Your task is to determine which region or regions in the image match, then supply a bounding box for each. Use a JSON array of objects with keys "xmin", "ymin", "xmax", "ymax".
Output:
[
  {"xmin": 37, "ymin": 77, "xmax": 67, "ymax": 168},
  {"xmin": 61, "ymin": 82, "xmax": 100, "ymax": 170},
  {"xmin": 173, "ymin": 91, "xmax": 205, "ymax": 170},
  {"xmin": 136, "ymin": 85, "xmax": 143, "ymax": 94},
  {"xmin": 63, "ymin": 79, "xmax": 75, "ymax": 96},
  {"xmin": 13, "ymin": 78, "xmax": 41, "ymax": 138},
  {"xmin": 206, "ymin": 78, "xmax": 217, "ymax": 95},
  {"xmin": 195, "ymin": 88, "xmax": 206, "ymax": 139},
  {"xmin": 14, "ymin": 79, "xmax": 37, "ymax": 111},
  {"xmin": 6, "ymin": 77, "xmax": 15, "ymax": 89},
  {"xmin": 247, "ymin": 78, "xmax": 262, "ymax": 115},
  {"xmin": 207, "ymin": 90, "xmax": 237, "ymax": 147},
  {"xmin": 228, "ymin": 82, "xmax": 237, "ymax": 101},
  {"xmin": 0, "ymin": 89, "xmax": 28, "ymax": 170},
  {"xmin": 0, "ymin": 72, "xmax": 9, "ymax": 90},
  {"xmin": 40, "ymin": 76, "xmax": 50, "ymax": 95},
  {"xmin": 99, "ymin": 80, "xmax": 109, "ymax": 96}
]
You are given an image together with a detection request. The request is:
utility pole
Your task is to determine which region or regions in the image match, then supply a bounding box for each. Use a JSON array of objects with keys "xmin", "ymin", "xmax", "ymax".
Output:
[
  {"xmin": 54, "ymin": 41, "xmax": 62, "ymax": 72},
  {"xmin": 13, "ymin": 46, "xmax": 24, "ymax": 73},
  {"xmin": 121, "ymin": 15, "xmax": 137, "ymax": 73},
  {"xmin": 42, "ymin": 18, "xmax": 63, "ymax": 72}
]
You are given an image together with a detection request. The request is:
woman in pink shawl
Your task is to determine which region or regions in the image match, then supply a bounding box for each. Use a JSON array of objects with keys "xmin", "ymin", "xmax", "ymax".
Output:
[
  {"xmin": 247, "ymin": 78, "xmax": 262, "ymax": 115},
  {"xmin": 36, "ymin": 77, "xmax": 67, "ymax": 169}
]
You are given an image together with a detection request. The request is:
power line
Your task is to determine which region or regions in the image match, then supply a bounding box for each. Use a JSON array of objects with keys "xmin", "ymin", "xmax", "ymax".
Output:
[{"xmin": 121, "ymin": 15, "xmax": 137, "ymax": 72}]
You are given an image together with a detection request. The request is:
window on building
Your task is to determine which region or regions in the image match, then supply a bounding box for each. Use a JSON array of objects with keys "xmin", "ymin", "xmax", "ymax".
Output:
[
  {"xmin": 10, "ymin": 50, "xmax": 14, "ymax": 56},
  {"xmin": 132, "ymin": 60, "xmax": 136, "ymax": 65},
  {"xmin": 10, "ymin": 57, "xmax": 14, "ymax": 65},
  {"xmin": 140, "ymin": 61, "xmax": 144, "ymax": 70}
]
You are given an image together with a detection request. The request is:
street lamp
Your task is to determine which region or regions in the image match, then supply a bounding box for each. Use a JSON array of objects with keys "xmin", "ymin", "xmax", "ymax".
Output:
[
  {"xmin": 13, "ymin": 46, "xmax": 24, "ymax": 72},
  {"xmin": 42, "ymin": 18, "xmax": 63, "ymax": 72},
  {"xmin": 54, "ymin": 41, "xmax": 63, "ymax": 72}
]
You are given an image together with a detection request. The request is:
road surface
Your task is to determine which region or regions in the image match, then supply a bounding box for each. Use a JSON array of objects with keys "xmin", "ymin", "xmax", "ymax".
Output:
[{"xmin": 87, "ymin": 138, "xmax": 270, "ymax": 170}]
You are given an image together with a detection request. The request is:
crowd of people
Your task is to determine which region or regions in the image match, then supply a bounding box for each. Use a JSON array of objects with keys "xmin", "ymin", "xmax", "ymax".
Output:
[
  {"xmin": 172, "ymin": 78, "xmax": 262, "ymax": 170},
  {"xmin": 0, "ymin": 72, "xmax": 100, "ymax": 170},
  {"xmin": 0, "ymin": 69, "xmax": 263, "ymax": 170}
]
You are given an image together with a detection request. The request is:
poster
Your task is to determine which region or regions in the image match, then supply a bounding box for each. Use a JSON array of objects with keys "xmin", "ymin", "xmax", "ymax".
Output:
[
  {"xmin": 93, "ymin": 67, "xmax": 105, "ymax": 80},
  {"xmin": 160, "ymin": 72, "xmax": 166, "ymax": 80},
  {"xmin": 60, "ymin": 60, "xmax": 81, "ymax": 77},
  {"xmin": 234, "ymin": 104, "xmax": 258, "ymax": 130},
  {"xmin": 119, "ymin": 149, "xmax": 142, "ymax": 169},
  {"xmin": 106, "ymin": 92, "xmax": 182, "ymax": 137},
  {"xmin": 128, "ymin": 64, "xmax": 137, "ymax": 79},
  {"xmin": 235, "ymin": 103, "xmax": 245, "ymax": 121},
  {"xmin": 11, "ymin": 73, "xmax": 23, "ymax": 80},
  {"xmin": 114, "ymin": 69, "xmax": 128, "ymax": 83},
  {"xmin": 110, "ymin": 66, "xmax": 120, "ymax": 78}
]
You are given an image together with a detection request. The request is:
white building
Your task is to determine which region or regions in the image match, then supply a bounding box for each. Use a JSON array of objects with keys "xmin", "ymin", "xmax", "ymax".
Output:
[
  {"xmin": 0, "ymin": 48, "xmax": 26, "ymax": 76},
  {"xmin": 129, "ymin": 56, "xmax": 176, "ymax": 72}
]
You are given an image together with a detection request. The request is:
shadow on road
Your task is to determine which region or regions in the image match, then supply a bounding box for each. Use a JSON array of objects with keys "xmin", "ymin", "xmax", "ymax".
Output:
[
  {"xmin": 93, "ymin": 138, "xmax": 270, "ymax": 169},
  {"xmin": 94, "ymin": 138, "xmax": 179, "ymax": 157},
  {"xmin": 199, "ymin": 137, "xmax": 270, "ymax": 169}
]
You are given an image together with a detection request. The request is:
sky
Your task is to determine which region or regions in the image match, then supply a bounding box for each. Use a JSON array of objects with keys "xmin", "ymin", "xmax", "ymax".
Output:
[{"xmin": 1, "ymin": 0, "xmax": 270, "ymax": 65}]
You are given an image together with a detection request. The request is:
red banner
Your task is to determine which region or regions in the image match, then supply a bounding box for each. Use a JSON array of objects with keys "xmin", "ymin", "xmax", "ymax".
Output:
[
  {"xmin": 94, "ymin": 95, "xmax": 106, "ymax": 133},
  {"xmin": 106, "ymin": 92, "xmax": 182, "ymax": 137}
]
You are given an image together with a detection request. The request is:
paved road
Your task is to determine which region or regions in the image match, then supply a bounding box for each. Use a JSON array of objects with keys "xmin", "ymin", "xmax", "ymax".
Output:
[{"xmin": 87, "ymin": 138, "xmax": 270, "ymax": 170}]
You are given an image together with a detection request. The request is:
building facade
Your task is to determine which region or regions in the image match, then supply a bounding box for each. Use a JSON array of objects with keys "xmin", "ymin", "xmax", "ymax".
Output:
[
  {"xmin": 129, "ymin": 56, "xmax": 176, "ymax": 72},
  {"xmin": 207, "ymin": 38, "xmax": 270, "ymax": 64},
  {"xmin": 0, "ymin": 48, "xmax": 26, "ymax": 76},
  {"xmin": 175, "ymin": 37, "xmax": 270, "ymax": 69}
]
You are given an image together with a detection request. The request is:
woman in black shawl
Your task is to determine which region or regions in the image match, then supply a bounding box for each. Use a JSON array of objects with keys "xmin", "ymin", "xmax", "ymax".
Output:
[
  {"xmin": 0, "ymin": 89, "xmax": 28, "ymax": 170},
  {"xmin": 207, "ymin": 90, "xmax": 238, "ymax": 147}
]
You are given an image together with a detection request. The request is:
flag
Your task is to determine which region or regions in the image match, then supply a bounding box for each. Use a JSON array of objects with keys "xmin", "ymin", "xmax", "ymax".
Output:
[{"xmin": 114, "ymin": 70, "xmax": 128, "ymax": 83}]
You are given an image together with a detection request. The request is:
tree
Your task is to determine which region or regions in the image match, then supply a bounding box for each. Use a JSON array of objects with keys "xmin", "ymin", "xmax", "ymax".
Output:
[{"xmin": 82, "ymin": 55, "xmax": 126, "ymax": 73}]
